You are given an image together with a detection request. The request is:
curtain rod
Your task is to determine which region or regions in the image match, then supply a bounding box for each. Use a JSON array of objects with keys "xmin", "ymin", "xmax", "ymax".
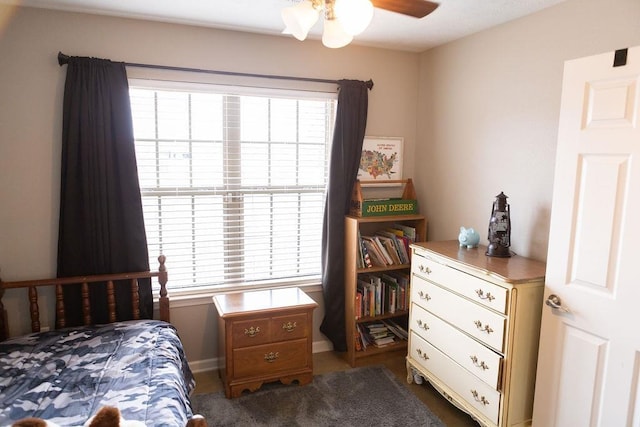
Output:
[{"xmin": 57, "ymin": 52, "xmax": 374, "ymax": 89}]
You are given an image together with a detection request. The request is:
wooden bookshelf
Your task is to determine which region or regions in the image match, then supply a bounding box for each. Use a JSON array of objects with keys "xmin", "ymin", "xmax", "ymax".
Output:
[{"xmin": 344, "ymin": 213, "xmax": 427, "ymax": 367}]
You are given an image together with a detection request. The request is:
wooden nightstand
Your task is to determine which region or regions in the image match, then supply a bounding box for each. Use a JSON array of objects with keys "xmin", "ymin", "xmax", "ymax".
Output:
[{"xmin": 213, "ymin": 287, "xmax": 318, "ymax": 398}]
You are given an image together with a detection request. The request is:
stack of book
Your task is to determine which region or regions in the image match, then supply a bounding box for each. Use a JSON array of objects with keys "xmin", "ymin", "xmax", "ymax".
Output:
[
  {"xmin": 356, "ymin": 224, "xmax": 417, "ymax": 268},
  {"xmin": 356, "ymin": 320, "xmax": 409, "ymax": 350}
]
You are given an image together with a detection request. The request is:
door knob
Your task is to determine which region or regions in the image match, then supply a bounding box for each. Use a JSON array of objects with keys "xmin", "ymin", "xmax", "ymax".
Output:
[{"xmin": 545, "ymin": 294, "xmax": 570, "ymax": 313}]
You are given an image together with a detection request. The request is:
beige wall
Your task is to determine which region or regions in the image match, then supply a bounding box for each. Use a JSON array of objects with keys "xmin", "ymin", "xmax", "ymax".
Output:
[
  {"xmin": 0, "ymin": 6, "xmax": 419, "ymax": 363},
  {"xmin": 416, "ymin": 0, "xmax": 640, "ymax": 261}
]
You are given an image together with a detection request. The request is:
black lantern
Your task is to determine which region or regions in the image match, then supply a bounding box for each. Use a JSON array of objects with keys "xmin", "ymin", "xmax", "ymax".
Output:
[{"xmin": 486, "ymin": 192, "xmax": 511, "ymax": 257}]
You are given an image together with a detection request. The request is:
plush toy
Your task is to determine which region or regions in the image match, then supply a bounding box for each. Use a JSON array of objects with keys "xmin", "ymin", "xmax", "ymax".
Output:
[
  {"xmin": 12, "ymin": 407, "xmax": 207, "ymax": 427},
  {"xmin": 12, "ymin": 406, "xmax": 144, "ymax": 427},
  {"xmin": 87, "ymin": 410, "xmax": 207, "ymax": 427},
  {"xmin": 82, "ymin": 406, "xmax": 146, "ymax": 427},
  {"xmin": 12, "ymin": 419, "xmax": 60, "ymax": 427},
  {"xmin": 186, "ymin": 415, "xmax": 208, "ymax": 427}
]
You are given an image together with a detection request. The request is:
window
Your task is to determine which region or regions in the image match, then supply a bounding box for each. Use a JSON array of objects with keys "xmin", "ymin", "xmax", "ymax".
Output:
[{"xmin": 129, "ymin": 81, "xmax": 336, "ymax": 291}]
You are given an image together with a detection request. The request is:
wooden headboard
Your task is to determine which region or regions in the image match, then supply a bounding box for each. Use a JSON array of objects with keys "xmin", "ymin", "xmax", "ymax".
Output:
[{"xmin": 0, "ymin": 255, "xmax": 169, "ymax": 341}]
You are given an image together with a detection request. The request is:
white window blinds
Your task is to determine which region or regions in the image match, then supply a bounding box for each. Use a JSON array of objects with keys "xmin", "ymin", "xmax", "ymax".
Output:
[{"xmin": 129, "ymin": 81, "xmax": 337, "ymax": 291}]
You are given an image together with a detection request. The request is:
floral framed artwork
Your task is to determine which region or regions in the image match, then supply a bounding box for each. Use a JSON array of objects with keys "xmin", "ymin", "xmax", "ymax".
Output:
[{"xmin": 357, "ymin": 136, "xmax": 403, "ymax": 182}]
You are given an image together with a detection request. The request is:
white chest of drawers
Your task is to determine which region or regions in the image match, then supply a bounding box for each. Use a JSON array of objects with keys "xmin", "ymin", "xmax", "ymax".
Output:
[{"xmin": 407, "ymin": 241, "xmax": 545, "ymax": 427}]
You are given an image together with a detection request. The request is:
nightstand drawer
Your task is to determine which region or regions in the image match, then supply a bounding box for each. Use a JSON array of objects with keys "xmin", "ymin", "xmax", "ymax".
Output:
[
  {"xmin": 271, "ymin": 313, "xmax": 308, "ymax": 341},
  {"xmin": 410, "ymin": 303, "xmax": 503, "ymax": 389},
  {"xmin": 412, "ymin": 275, "xmax": 506, "ymax": 352},
  {"xmin": 412, "ymin": 250, "xmax": 508, "ymax": 314},
  {"xmin": 409, "ymin": 332, "xmax": 500, "ymax": 425},
  {"xmin": 231, "ymin": 317, "xmax": 271, "ymax": 347},
  {"xmin": 232, "ymin": 338, "xmax": 310, "ymax": 378}
]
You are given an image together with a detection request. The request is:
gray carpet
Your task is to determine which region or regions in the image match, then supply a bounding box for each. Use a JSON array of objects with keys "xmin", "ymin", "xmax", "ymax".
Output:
[{"xmin": 191, "ymin": 365, "xmax": 445, "ymax": 427}]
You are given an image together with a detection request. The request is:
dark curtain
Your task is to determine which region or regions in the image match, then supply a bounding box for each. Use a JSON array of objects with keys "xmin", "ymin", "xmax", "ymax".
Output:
[
  {"xmin": 319, "ymin": 79, "xmax": 372, "ymax": 351},
  {"xmin": 57, "ymin": 56, "xmax": 152, "ymax": 327}
]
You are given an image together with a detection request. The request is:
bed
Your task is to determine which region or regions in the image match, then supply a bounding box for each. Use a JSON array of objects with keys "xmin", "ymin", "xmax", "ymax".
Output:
[{"xmin": 0, "ymin": 256, "xmax": 204, "ymax": 427}]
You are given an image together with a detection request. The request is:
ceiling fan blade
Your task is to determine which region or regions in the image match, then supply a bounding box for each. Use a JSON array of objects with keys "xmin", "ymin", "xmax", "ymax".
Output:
[{"xmin": 371, "ymin": 0, "xmax": 439, "ymax": 18}]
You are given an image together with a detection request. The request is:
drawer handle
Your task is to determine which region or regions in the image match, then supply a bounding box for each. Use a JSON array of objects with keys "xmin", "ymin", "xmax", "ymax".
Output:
[
  {"xmin": 418, "ymin": 291, "xmax": 432, "ymax": 301},
  {"xmin": 470, "ymin": 355, "xmax": 490, "ymax": 371},
  {"xmin": 417, "ymin": 319, "xmax": 430, "ymax": 331},
  {"xmin": 471, "ymin": 390, "xmax": 490, "ymax": 406},
  {"xmin": 473, "ymin": 320, "xmax": 494, "ymax": 334},
  {"xmin": 416, "ymin": 349, "xmax": 430, "ymax": 361},
  {"xmin": 418, "ymin": 265, "xmax": 432, "ymax": 275},
  {"xmin": 264, "ymin": 351, "xmax": 279, "ymax": 363},
  {"xmin": 475, "ymin": 289, "xmax": 495, "ymax": 302},
  {"xmin": 282, "ymin": 321, "xmax": 297, "ymax": 332},
  {"xmin": 244, "ymin": 326, "xmax": 261, "ymax": 337}
]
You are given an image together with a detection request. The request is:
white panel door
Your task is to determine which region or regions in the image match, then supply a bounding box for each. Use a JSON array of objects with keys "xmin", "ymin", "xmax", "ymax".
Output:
[{"xmin": 533, "ymin": 46, "xmax": 640, "ymax": 426}]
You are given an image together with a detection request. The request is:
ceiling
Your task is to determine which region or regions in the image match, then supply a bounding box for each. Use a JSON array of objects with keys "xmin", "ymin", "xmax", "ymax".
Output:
[{"xmin": 3, "ymin": 0, "xmax": 567, "ymax": 52}]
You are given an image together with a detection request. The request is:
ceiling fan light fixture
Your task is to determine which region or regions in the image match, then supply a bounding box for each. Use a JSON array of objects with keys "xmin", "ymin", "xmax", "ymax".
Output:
[
  {"xmin": 281, "ymin": 0, "xmax": 320, "ymax": 41},
  {"xmin": 282, "ymin": 0, "xmax": 373, "ymax": 48},
  {"xmin": 321, "ymin": 17, "xmax": 353, "ymax": 48},
  {"xmin": 334, "ymin": 0, "xmax": 374, "ymax": 36}
]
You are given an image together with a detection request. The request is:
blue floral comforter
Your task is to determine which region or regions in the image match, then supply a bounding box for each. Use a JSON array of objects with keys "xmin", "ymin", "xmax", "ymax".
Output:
[{"xmin": 0, "ymin": 320, "xmax": 195, "ymax": 426}]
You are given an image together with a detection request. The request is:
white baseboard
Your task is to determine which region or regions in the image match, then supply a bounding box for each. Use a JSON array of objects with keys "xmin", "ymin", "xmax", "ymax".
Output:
[
  {"xmin": 312, "ymin": 338, "xmax": 334, "ymax": 353},
  {"xmin": 189, "ymin": 338, "xmax": 334, "ymax": 374},
  {"xmin": 189, "ymin": 358, "xmax": 218, "ymax": 374}
]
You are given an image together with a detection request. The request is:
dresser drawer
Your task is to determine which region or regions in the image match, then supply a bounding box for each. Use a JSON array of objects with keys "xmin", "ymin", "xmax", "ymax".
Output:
[
  {"xmin": 271, "ymin": 312, "xmax": 308, "ymax": 342},
  {"xmin": 231, "ymin": 317, "xmax": 272, "ymax": 347},
  {"xmin": 410, "ymin": 303, "xmax": 503, "ymax": 389},
  {"xmin": 412, "ymin": 275, "xmax": 506, "ymax": 352},
  {"xmin": 410, "ymin": 332, "xmax": 501, "ymax": 425},
  {"xmin": 412, "ymin": 251, "xmax": 508, "ymax": 314},
  {"xmin": 232, "ymin": 338, "xmax": 310, "ymax": 378}
]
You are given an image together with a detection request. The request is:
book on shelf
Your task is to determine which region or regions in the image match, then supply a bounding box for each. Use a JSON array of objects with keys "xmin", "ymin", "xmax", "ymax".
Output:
[
  {"xmin": 376, "ymin": 230, "xmax": 410, "ymax": 264},
  {"xmin": 356, "ymin": 321, "xmax": 407, "ymax": 350},
  {"xmin": 374, "ymin": 276, "xmax": 382, "ymax": 316},
  {"xmin": 357, "ymin": 229, "xmax": 373, "ymax": 269},
  {"xmin": 354, "ymin": 330, "xmax": 363, "ymax": 351},
  {"xmin": 356, "ymin": 229, "xmax": 363, "ymax": 269},
  {"xmin": 383, "ymin": 319, "xmax": 409, "ymax": 340},
  {"xmin": 389, "ymin": 285, "xmax": 397, "ymax": 314},
  {"xmin": 377, "ymin": 235, "xmax": 403, "ymax": 265},
  {"xmin": 360, "ymin": 274, "xmax": 382, "ymax": 316},
  {"xmin": 388, "ymin": 225, "xmax": 417, "ymax": 260},
  {"xmin": 356, "ymin": 324, "xmax": 367, "ymax": 350},
  {"xmin": 387, "ymin": 231, "xmax": 411, "ymax": 264},
  {"xmin": 356, "ymin": 279, "xmax": 367, "ymax": 317},
  {"xmin": 373, "ymin": 235, "xmax": 394, "ymax": 265},
  {"xmin": 356, "ymin": 277, "xmax": 370, "ymax": 318},
  {"xmin": 373, "ymin": 336, "xmax": 396, "ymax": 347},
  {"xmin": 361, "ymin": 236, "xmax": 387, "ymax": 267},
  {"xmin": 397, "ymin": 235, "xmax": 411, "ymax": 263},
  {"xmin": 355, "ymin": 272, "xmax": 410, "ymax": 319},
  {"xmin": 391, "ymin": 223, "xmax": 418, "ymax": 243},
  {"xmin": 368, "ymin": 281, "xmax": 376, "ymax": 316},
  {"xmin": 380, "ymin": 273, "xmax": 398, "ymax": 314},
  {"xmin": 384, "ymin": 271, "xmax": 410, "ymax": 311},
  {"xmin": 360, "ymin": 232, "xmax": 410, "ymax": 267}
]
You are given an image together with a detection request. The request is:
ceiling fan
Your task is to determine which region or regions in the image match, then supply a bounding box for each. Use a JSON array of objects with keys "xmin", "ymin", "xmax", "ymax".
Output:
[
  {"xmin": 282, "ymin": 0, "xmax": 439, "ymax": 48},
  {"xmin": 370, "ymin": 0, "xmax": 439, "ymax": 19}
]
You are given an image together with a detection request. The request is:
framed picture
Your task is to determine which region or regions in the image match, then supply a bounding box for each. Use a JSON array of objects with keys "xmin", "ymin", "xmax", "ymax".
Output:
[{"xmin": 357, "ymin": 136, "xmax": 403, "ymax": 182}]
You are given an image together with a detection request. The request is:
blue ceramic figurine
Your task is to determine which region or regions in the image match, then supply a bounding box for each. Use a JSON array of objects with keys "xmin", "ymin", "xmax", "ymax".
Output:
[{"xmin": 458, "ymin": 226, "xmax": 480, "ymax": 248}]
